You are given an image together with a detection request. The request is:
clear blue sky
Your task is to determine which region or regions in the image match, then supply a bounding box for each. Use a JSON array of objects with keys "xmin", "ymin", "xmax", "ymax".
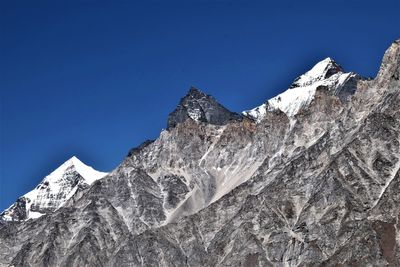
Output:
[{"xmin": 0, "ymin": 0, "xmax": 399, "ymax": 211}]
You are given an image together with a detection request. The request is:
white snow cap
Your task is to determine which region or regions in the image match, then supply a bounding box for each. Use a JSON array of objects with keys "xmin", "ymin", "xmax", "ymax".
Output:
[
  {"xmin": 292, "ymin": 57, "xmax": 341, "ymax": 87},
  {"xmin": 67, "ymin": 156, "xmax": 108, "ymax": 184},
  {"xmin": 1, "ymin": 156, "xmax": 108, "ymax": 221},
  {"xmin": 24, "ymin": 156, "xmax": 108, "ymax": 204},
  {"xmin": 243, "ymin": 57, "xmax": 352, "ymax": 120}
]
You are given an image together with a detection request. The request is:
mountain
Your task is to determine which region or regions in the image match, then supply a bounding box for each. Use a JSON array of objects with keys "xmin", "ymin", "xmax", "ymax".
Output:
[
  {"xmin": 243, "ymin": 57, "xmax": 361, "ymax": 121},
  {"xmin": 167, "ymin": 86, "xmax": 242, "ymax": 129},
  {"xmin": 0, "ymin": 156, "xmax": 107, "ymax": 222},
  {"xmin": 0, "ymin": 39, "xmax": 399, "ymax": 267}
]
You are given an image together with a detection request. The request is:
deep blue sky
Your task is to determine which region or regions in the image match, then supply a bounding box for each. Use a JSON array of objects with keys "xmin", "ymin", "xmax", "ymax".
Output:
[{"xmin": 0, "ymin": 0, "xmax": 399, "ymax": 211}]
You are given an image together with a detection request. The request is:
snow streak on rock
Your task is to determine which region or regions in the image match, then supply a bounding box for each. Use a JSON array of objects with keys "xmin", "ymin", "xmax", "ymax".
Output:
[{"xmin": 1, "ymin": 156, "xmax": 107, "ymax": 221}]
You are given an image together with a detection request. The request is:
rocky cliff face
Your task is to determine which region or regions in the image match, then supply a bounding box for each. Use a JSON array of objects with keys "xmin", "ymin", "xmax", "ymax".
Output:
[{"xmin": 0, "ymin": 40, "xmax": 399, "ymax": 267}]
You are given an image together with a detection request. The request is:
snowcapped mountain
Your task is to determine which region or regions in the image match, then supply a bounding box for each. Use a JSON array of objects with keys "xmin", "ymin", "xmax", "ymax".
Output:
[
  {"xmin": 243, "ymin": 57, "xmax": 360, "ymax": 121},
  {"xmin": 0, "ymin": 40, "xmax": 399, "ymax": 267},
  {"xmin": 0, "ymin": 156, "xmax": 107, "ymax": 222}
]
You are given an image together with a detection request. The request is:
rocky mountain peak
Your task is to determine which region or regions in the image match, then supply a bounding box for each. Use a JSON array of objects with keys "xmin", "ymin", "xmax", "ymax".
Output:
[
  {"xmin": 289, "ymin": 57, "xmax": 344, "ymax": 88},
  {"xmin": 0, "ymin": 156, "xmax": 107, "ymax": 222},
  {"xmin": 375, "ymin": 39, "xmax": 400, "ymax": 85},
  {"xmin": 186, "ymin": 86, "xmax": 207, "ymax": 99},
  {"xmin": 244, "ymin": 57, "xmax": 359, "ymax": 120},
  {"xmin": 167, "ymin": 86, "xmax": 241, "ymax": 129},
  {"xmin": 65, "ymin": 156, "xmax": 108, "ymax": 184},
  {"xmin": 1, "ymin": 40, "xmax": 400, "ymax": 267}
]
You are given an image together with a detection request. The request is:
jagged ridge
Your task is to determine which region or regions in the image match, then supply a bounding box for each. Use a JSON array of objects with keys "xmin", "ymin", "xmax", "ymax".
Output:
[{"xmin": 0, "ymin": 39, "xmax": 399, "ymax": 267}]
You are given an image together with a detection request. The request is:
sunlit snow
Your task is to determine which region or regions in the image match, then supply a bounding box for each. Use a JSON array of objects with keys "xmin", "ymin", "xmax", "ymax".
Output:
[
  {"xmin": 2, "ymin": 156, "xmax": 108, "ymax": 221},
  {"xmin": 243, "ymin": 57, "xmax": 355, "ymax": 120}
]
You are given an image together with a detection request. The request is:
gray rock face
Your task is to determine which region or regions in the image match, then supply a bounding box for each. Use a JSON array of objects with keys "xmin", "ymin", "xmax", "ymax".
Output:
[
  {"xmin": 167, "ymin": 87, "xmax": 242, "ymax": 129},
  {"xmin": 0, "ymin": 40, "xmax": 399, "ymax": 267}
]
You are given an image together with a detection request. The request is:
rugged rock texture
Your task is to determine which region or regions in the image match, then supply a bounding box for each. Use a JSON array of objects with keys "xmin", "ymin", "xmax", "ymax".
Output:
[
  {"xmin": 1, "ymin": 157, "xmax": 107, "ymax": 222},
  {"xmin": 0, "ymin": 40, "xmax": 399, "ymax": 267},
  {"xmin": 167, "ymin": 87, "xmax": 242, "ymax": 129}
]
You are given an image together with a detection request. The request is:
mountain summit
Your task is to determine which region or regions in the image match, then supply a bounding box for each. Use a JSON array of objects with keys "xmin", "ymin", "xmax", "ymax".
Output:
[
  {"xmin": 167, "ymin": 86, "xmax": 241, "ymax": 129},
  {"xmin": 289, "ymin": 57, "xmax": 344, "ymax": 88},
  {"xmin": 243, "ymin": 57, "xmax": 360, "ymax": 120},
  {"xmin": 0, "ymin": 40, "xmax": 399, "ymax": 267},
  {"xmin": 0, "ymin": 156, "xmax": 107, "ymax": 222}
]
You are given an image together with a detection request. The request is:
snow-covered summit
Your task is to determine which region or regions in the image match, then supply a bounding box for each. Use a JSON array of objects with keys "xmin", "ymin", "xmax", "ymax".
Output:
[
  {"xmin": 243, "ymin": 58, "xmax": 359, "ymax": 121},
  {"xmin": 289, "ymin": 57, "xmax": 343, "ymax": 88},
  {"xmin": 1, "ymin": 156, "xmax": 107, "ymax": 221},
  {"xmin": 64, "ymin": 156, "xmax": 107, "ymax": 184}
]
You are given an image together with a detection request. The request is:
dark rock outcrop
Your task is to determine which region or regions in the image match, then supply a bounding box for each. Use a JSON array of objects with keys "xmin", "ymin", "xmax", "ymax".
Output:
[{"xmin": 167, "ymin": 87, "xmax": 242, "ymax": 129}]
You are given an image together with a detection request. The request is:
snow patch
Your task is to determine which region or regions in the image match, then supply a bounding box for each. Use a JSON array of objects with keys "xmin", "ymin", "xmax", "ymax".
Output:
[{"xmin": 188, "ymin": 109, "xmax": 202, "ymax": 121}]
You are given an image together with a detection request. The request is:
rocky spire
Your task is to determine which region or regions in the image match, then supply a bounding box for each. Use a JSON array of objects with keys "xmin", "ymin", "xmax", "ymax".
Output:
[{"xmin": 167, "ymin": 86, "xmax": 241, "ymax": 129}]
